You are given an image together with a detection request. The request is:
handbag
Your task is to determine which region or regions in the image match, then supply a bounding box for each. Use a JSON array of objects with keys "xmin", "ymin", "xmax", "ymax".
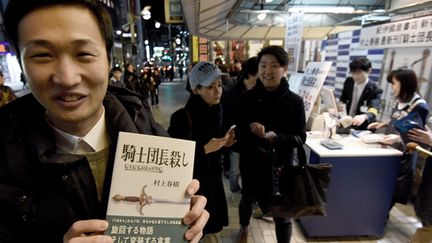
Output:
[
  {"xmin": 392, "ymin": 111, "xmax": 424, "ymax": 135},
  {"xmin": 267, "ymin": 145, "xmax": 332, "ymax": 218}
]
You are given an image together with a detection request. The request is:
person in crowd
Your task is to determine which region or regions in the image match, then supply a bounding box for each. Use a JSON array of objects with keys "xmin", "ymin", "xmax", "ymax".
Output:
[
  {"xmin": 146, "ymin": 68, "xmax": 161, "ymax": 105},
  {"xmin": 0, "ymin": 70, "xmax": 16, "ymax": 107},
  {"xmin": 408, "ymin": 125, "xmax": 432, "ymax": 243},
  {"xmin": 179, "ymin": 63, "xmax": 184, "ymax": 81},
  {"xmin": 229, "ymin": 60, "xmax": 243, "ymax": 79},
  {"xmin": 235, "ymin": 46, "xmax": 306, "ymax": 243},
  {"xmin": 123, "ymin": 63, "xmax": 140, "ymax": 92},
  {"xmin": 108, "ymin": 66, "xmax": 125, "ymax": 88},
  {"xmin": 214, "ymin": 57, "xmax": 229, "ymax": 73},
  {"xmin": 339, "ymin": 57, "xmax": 383, "ymax": 130},
  {"xmin": 20, "ymin": 72, "xmax": 28, "ymax": 89},
  {"xmin": 368, "ymin": 68, "xmax": 429, "ymax": 207},
  {"xmin": 168, "ymin": 61, "xmax": 236, "ymax": 243},
  {"xmin": 0, "ymin": 1, "xmax": 209, "ymax": 242},
  {"xmin": 222, "ymin": 56, "xmax": 258, "ymax": 193}
]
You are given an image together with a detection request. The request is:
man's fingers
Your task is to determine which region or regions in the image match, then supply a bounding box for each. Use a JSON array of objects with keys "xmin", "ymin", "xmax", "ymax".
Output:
[
  {"xmin": 183, "ymin": 195, "xmax": 207, "ymax": 225},
  {"xmin": 186, "ymin": 179, "xmax": 200, "ymax": 196},
  {"xmin": 184, "ymin": 209, "xmax": 209, "ymax": 242},
  {"xmin": 68, "ymin": 234, "xmax": 113, "ymax": 243},
  {"xmin": 64, "ymin": 220, "xmax": 109, "ymax": 242}
]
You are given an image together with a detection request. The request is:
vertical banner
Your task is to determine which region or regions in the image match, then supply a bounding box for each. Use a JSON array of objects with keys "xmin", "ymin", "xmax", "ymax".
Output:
[
  {"xmin": 192, "ymin": 36, "xmax": 199, "ymax": 63},
  {"xmin": 296, "ymin": 62, "xmax": 332, "ymax": 120},
  {"xmin": 164, "ymin": 0, "xmax": 184, "ymax": 24},
  {"xmin": 198, "ymin": 38, "xmax": 209, "ymax": 62},
  {"xmin": 285, "ymin": 12, "xmax": 304, "ymax": 74}
]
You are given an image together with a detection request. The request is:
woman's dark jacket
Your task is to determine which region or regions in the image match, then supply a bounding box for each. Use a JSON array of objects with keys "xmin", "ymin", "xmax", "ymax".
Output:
[
  {"xmin": 0, "ymin": 85, "xmax": 167, "ymax": 243},
  {"xmin": 167, "ymin": 94, "xmax": 228, "ymax": 234},
  {"xmin": 236, "ymin": 77, "xmax": 307, "ymax": 211}
]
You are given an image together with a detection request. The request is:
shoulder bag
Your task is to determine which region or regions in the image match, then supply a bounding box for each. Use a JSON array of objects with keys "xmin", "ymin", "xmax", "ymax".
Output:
[{"xmin": 268, "ymin": 145, "xmax": 333, "ymax": 218}]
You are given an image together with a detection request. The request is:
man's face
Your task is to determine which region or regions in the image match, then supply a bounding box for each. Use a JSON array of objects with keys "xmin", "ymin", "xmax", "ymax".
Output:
[
  {"xmin": 351, "ymin": 69, "xmax": 369, "ymax": 84},
  {"xmin": 258, "ymin": 54, "xmax": 287, "ymax": 91},
  {"xmin": 113, "ymin": 70, "xmax": 122, "ymax": 81},
  {"xmin": 18, "ymin": 5, "xmax": 109, "ymax": 136}
]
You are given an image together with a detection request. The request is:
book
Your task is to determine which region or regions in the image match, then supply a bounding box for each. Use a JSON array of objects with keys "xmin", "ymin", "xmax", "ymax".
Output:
[{"xmin": 105, "ymin": 132, "xmax": 195, "ymax": 242}]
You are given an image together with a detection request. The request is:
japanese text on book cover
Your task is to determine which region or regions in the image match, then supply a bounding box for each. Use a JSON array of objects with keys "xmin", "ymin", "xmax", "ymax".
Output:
[{"xmin": 106, "ymin": 132, "xmax": 195, "ymax": 242}]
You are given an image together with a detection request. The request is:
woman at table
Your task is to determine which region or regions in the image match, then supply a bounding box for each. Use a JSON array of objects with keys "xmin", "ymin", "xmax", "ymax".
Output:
[{"xmin": 368, "ymin": 68, "xmax": 429, "ymax": 206}]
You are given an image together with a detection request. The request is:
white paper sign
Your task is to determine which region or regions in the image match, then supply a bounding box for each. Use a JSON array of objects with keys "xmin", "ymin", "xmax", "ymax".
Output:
[
  {"xmin": 285, "ymin": 12, "xmax": 304, "ymax": 74},
  {"xmin": 288, "ymin": 73, "xmax": 304, "ymax": 94},
  {"xmin": 296, "ymin": 62, "xmax": 332, "ymax": 120}
]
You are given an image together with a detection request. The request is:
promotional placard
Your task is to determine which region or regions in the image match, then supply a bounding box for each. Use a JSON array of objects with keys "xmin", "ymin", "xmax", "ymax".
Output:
[{"xmin": 296, "ymin": 62, "xmax": 332, "ymax": 120}]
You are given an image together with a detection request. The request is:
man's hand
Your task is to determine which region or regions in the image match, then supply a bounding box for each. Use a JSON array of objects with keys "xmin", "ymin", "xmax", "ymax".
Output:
[
  {"xmin": 352, "ymin": 114, "xmax": 368, "ymax": 126},
  {"xmin": 380, "ymin": 134, "xmax": 400, "ymax": 145},
  {"xmin": 264, "ymin": 131, "xmax": 277, "ymax": 144},
  {"xmin": 367, "ymin": 121, "xmax": 388, "ymax": 130},
  {"xmin": 408, "ymin": 126, "xmax": 432, "ymax": 146},
  {"xmin": 250, "ymin": 122, "xmax": 265, "ymax": 138},
  {"xmin": 63, "ymin": 220, "xmax": 112, "ymax": 243},
  {"xmin": 183, "ymin": 179, "xmax": 209, "ymax": 243}
]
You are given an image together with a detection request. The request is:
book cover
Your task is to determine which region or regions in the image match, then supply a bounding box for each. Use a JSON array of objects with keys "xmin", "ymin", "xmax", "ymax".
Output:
[{"xmin": 106, "ymin": 132, "xmax": 195, "ymax": 242}]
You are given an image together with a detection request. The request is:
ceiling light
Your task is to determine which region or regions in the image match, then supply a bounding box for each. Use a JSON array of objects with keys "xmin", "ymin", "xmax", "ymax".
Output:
[
  {"xmin": 289, "ymin": 6, "xmax": 355, "ymax": 14},
  {"xmin": 257, "ymin": 13, "xmax": 267, "ymax": 20}
]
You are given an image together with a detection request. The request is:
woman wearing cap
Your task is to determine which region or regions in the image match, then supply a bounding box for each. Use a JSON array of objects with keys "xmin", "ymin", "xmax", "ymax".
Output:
[
  {"xmin": 168, "ymin": 62, "xmax": 236, "ymax": 243},
  {"xmin": 235, "ymin": 46, "xmax": 306, "ymax": 243}
]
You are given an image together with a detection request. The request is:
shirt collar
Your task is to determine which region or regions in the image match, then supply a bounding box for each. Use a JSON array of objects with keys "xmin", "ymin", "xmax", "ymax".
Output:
[
  {"xmin": 354, "ymin": 78, "xmax": 368, "ymax": 90},
  {"xmin": 49, "ymin": 108, "xmax": 109, "ymax": 154}
]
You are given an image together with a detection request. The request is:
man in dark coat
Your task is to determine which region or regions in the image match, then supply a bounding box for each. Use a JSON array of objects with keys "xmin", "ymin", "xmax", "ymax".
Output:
[
  {"xmin": 339, "ymin": 57, "xmax": 383, "ymax": 130},
  {"xmin": 0, "ymin": 1, "xmax": 208, "ymax": 242},
  {"xmin": 236, "ymin": 46, "xmax": 306, "ymax": 243}
]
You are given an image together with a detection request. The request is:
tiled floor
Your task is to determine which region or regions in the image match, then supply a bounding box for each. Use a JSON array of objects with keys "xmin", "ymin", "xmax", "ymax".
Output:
[{"xmin": 151, "ymin": 80, "xmax": 422, "ymax": 242}]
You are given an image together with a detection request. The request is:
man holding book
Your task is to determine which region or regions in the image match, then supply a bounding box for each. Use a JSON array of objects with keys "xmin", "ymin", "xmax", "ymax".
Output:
[{"xmin": 0, "ymin": 1, "xmax": 208, "ymax": 242}]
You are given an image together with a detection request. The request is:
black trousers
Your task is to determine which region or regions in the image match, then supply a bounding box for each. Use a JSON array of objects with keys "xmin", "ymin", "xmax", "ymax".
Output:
[{"xmin": 239, "ymin": 190, "xmax": 292, "ymax": 243}]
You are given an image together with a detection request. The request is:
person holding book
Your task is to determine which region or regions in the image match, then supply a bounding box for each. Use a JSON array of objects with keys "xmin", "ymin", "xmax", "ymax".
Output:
[
  {"xmin": 368, "ymin": 68, "xmax": 429, "ymax": 209},
  {"xmin": 0, "ymin": 1, "xmax": 209, "ymax": 242},
  {"xmin": 168, "ymin": 61, "xmax": 236, "ymax": 243}
]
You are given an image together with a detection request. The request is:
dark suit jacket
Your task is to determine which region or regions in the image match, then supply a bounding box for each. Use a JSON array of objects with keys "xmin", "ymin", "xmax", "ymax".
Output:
[{"xmin": 339, "ymin": 77, "xmax": 383, "ymax": 129}]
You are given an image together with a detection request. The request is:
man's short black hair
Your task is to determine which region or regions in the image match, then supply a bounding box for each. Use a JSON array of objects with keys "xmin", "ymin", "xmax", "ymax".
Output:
[
  {"xmin": 4, "ymin": 0, "xmax": 113, "ymax": 63},
  {"xmin": 349, "ymin": 57, "xmax": 372, "ymax": 72},
  {"xmin": 111, "ymin": 67, "xmax": 122, "ymax": 73},
  {"xmin": 257, "ymin": 45, "xmax": 288, "ymax": 66},
  {"xmin": 238, "ymin": 56, "xmax": 258, "ymax": 81}
]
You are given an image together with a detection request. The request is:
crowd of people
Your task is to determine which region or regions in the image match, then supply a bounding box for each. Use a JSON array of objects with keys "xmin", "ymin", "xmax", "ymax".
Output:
[{"xmin": 0, "ymin": 1, "xmax": 431, "ymax": 243}]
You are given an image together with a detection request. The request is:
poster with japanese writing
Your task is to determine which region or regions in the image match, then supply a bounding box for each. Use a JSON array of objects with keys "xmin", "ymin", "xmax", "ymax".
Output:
[
  {"xmin": 284, "ymin": 12, "xmax": 304, "ymax": 74},
  {"xmin": 106, "ymin": 132, "xmax": 195, "ymax": 242},
  {"xmin": 297, "ymin": 62, "xmax": 332, "ymax": 120},
  {"xmin": 359, "ymin": 15, "xmax": 432, "ymax": 49}
]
